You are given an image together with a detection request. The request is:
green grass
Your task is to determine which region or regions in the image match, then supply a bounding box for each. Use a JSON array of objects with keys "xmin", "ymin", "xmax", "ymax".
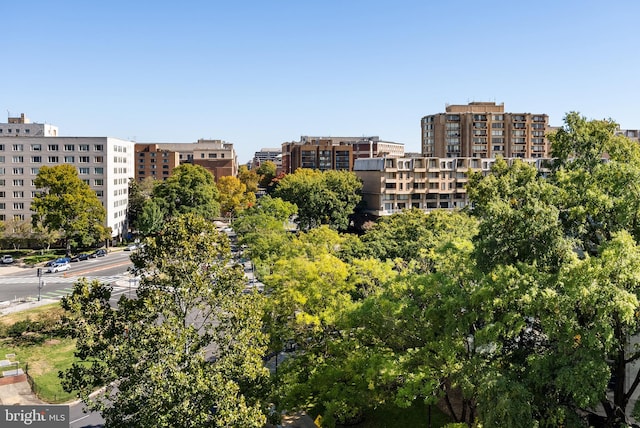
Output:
[
  {"xmin": 336, "ymin": 400, "xmax": 451, "ymax": 428},
  {"xmin": 0, "ymin": 303, "xmax": 79, "ymax": 403}
]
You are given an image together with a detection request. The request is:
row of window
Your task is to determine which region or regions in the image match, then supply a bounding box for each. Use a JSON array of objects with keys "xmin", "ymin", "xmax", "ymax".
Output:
[
  {"xmin": 0, "ymin": 178, "xmax": 105, "ymax": 187},
  {"xmin": 1, "ymin": 144, "xmax": 104, "ymax": 152},
  {"xmin": 5, "ymin": 155, "xmax": 104, "ymax": 164},
  {"xmin": 0, "ymin": 129, "xmax": 30, "ymax": 134},
  {"xmin": 0, "ymin": 167, "xmax": 103, "ymax": 175}
]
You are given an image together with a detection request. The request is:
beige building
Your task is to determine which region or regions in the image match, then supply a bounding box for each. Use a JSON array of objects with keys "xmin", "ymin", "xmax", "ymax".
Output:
[
  {"xmin": 135, "ymin": 144, "xmax": 181, "ymax": 181},
  {"xmin": 421, "ymin": 102, "xmax": 549, "ymax": 159},
  {"xmin": 354, "ymin": 156, "xmax": 550, "ymax": 216}
]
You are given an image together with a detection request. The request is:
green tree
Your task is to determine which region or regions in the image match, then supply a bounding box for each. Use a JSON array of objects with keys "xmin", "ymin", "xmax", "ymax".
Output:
[
  {"xmin": 135, "ymin": 199, "xmax": 165, "ymax": 237},
  {"xmin": 127, "ymin": 176, "xmax": 156, "ymax": 232},
  {"xmin": 31, "ymin": 164, "xmax": 110, "ymax": 251},
  {"xmin": 256, "ymin": 161, "xmax": 277, "ymax": 190},
  {"xmin": 152, "ymin": 164, "xmax": 220, "ymax": 220},
  {"xmin": 273, "ymin": 169, "xmax": 362, "ymax": 231},
  {"xmin": 217, "ymin": 175, "xmax": 255, "ymax": 217},
  {"xmin": 60, "ymin": 214, "xmax": 268, "ymax": 427}
]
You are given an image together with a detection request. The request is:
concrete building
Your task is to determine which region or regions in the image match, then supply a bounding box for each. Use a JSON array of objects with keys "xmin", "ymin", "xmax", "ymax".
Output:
[
  {"xmin": 0, "ymin": 136, "xmax": 134, "ymax": 238},
  {"xmin": 0, "ymin": 113, "xmax": 58, "ymax": 137},
  {"xmin": 250, "ymin": 148, "xmax": 282, "ymax": 171},
  {"xmin": 135, "ymin": 143, "xmax": 181, "ymax": 181},
  {"xmin": 282, "ymin": 136, "xmax": 404, "ymax": 174},
  {"xmin": 421, "ymin": 102, "xmax": 550, "ymax": 159},
  {"xmin": 354, "ymin": 156, "xmax": 550, "ymax": 217}
]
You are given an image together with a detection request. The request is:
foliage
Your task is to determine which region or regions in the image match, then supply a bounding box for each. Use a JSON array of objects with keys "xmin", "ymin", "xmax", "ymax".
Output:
[
  {"xmin": 217, "ymin": 175, "xmax": 256, "ymax": 217},
  {"xmin": 31, "ymin": 165, "xmax": 110, "ymax": 250},
  {"xmin": 238, "ymin": 165, "xmax": 259, "ymax": 194},
  {"xmin": 135, "ymin": 199, "xmax": 165, "ymax": 236},
  {"xmin": 127, "ymin": 177, "xmax": 156, "ymax": 232},
  {"xmin": 152, "ymin": 164, "xmax": 220, "ymax": 220},
  {"xmin": 60, "ymin": 214, "xmax": 268, "ymax": 427},
  {"xmin": 256, "ymin": 161, "xmax": 277, "ymax": 190},
  {"xmin": 273, "ymin": 169, "xmax": 362, "ymax": 231}
]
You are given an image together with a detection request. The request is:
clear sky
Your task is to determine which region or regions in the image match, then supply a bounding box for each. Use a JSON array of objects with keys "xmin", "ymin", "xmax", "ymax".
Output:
[{"xmin": 4, "ymin": 0, "xmax": 640, "ymax": 163}]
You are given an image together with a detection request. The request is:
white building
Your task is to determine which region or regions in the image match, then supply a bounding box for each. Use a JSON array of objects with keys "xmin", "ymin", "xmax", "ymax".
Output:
[
  {"xmin": 0, "ymin": 136, "xmax": 134, "ymax": 239},
  {"xmin": 0, "ymin": 113, "xmax": 58, "ymax": 137}
]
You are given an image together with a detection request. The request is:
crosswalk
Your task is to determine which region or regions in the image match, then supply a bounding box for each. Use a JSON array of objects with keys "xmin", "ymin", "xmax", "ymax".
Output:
[
  {"xmin": 0, "ymin": 275, "xmax": 138, "ymax": 302},
  {"xmin": 0, "ymin": 275, "xmax": 124, "ymax": 285}
]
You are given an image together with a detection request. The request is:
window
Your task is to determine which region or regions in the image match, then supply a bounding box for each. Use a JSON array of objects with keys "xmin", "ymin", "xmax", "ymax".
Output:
[
  {"xmin": 13, "ymin": 180, "xmax": 23, "ymax": 186},
  {"xmin": 31, "ymin": 168, "xmax": 39, "ymax": 175},
  {"xmin": 12, "ymin": 156, "xmax": 23, "ymax": 163},
  {"xmin": 12, "ymin": 144, "xmax": 23, "ymax": 151},
  {"xmin": 64, "ymin": 156, "xmax": 75, "ymax": 163},
  {"xmin": 200, "ymin": 153, "xmax": 205, "ymax": 159},
  {"xmin": 31, "ymin": 156, "xmax": 42, "ymax": 163},
  {"xmin": 48, "ymin": 156, "xmax": 59, "ymax": 163},
  {"xmin": 78, "ymin": 167, "xmax": 90, "ymax": 174},
  {"xmin": 64, "ymin": 144, "xmax": 75, "ymax": 151},
  {"xmin": 0, "ymin": 203, "xmax": 4, "ymax": 209},
  {"xmin": 31, "ymin": 144, "xmax": 42, "ymax": 151},
  {"xmin": 95, "ymin": 156, "xmax": 103, "ymax": 163},
  {"xmin": 0, "ymin": 145, "xmax": 3, "ymax": 151},
  {"xmin": 95, "ymin": 190, "xmax": 104, "ymax": 197},
  {"xmin": 13, "ymin": 168, "xmax": 23, "ymax": 174},
  {"xmin": 208, "ymin": 153, "xmax": 217, "ymax": 158},
  {"xmin": 220, "ymin": 154, "xmax": 225, "ymax": 158},
  {"xmin": 13, "ymin": 192, "xmax": 24, "ymax": 198},
  {"xmin": 79, "ymin": 145, "xmax": 89, "ymax": 151},
  {"xmin": 94, "ymin": 145, "xmax": 104, "ymax": 151},
  {"xmin": 94, "ymin": 179, "xmax": 104, "ymax": 186},
  {"xmin": 48, "ymin": 144, "xmax": 59, "ymax": 151},
  {"xmin": 79, "ymin": 156, "xmax": 90, "ymax": 163},
  {"xmin": 94, "ymin": 167, "xmax": 103, "ymax": 174}
]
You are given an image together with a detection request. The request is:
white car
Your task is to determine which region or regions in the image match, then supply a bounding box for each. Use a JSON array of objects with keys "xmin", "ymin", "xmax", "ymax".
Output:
[
  {"xmin": 47, "ymin": 262, "xmax": 70, "ymax": 273},
  {"xmin": 1, "ymin": 255, "xmax": 13, "ymax": 264}
]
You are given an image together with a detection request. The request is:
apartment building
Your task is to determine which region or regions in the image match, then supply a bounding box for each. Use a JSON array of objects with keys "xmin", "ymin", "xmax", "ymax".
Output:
[
  {"xmin": 421, "ymin": 102, "xmax": 549, "ymax": 159},
  {"xmin": 0, "ymin": 113, "xmax": 58, "ymax": 137},
  {"xmin": 137, "ymin": 139, "xmax": 238, "ymax": 181},
  {"xmin": 281, "ymin": 136, "xmax": 404, "ymax": 174},
  {"xmin": 354, "ymin": 156, "xmax": 550, "ymax": 217},
  {"xmin": 135, "ymin": 143, "xmax": 181, "ymax": 181},
  {"xmin": 0, "ymin": 136, "xmax": 134, "ymax": 238},
  {"xmin": 250, "ymin": 148, "xmax": 282, "ymax": 171}
]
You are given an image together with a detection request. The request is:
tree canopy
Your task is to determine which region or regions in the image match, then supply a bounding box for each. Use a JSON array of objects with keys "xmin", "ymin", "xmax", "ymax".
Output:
[{"xmin": 31, "ymin": 164, "xmax": 110, "ymax": 250}]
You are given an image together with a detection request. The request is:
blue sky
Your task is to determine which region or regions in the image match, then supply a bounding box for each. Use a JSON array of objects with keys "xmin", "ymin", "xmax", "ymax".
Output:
[{"xmin": 4, "ymin": 1, "xmax": 640, "ymax": 163}]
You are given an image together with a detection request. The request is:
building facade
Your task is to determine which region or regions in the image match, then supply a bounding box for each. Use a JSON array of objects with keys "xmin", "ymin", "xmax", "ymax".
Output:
[
  {"xmin": 354, "ymin": 156, "xmax": 550, "ymax": 217},
  {"xmin": 135, "ymin": 143, "xmax": 181, "ymax": 181},
  {"xmin": 282, "ymin": 136, "xmax": 404, "ymax": 173},
  {"xmin": 0, "ymin": 113, "xmax": 58, "ymax": 137},
  {"xmin": 0, "ymin": 136, "xmax": 134, "ymax": 238},
  {"xmin": 421, "ymin": 102, "xmax": 549, "ymax": 159}
]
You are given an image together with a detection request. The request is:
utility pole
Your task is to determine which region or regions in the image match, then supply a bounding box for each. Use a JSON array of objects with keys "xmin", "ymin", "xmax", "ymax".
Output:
[{"xmin": 37, "ymin": 268, "xmax": 44, "ymax": 301}]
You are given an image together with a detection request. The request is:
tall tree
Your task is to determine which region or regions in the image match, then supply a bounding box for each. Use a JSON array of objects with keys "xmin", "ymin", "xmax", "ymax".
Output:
[
  {"xmin": 256, "ymin": 161, "xmax": 277, "ymax": 190},
  {"xmin": 60, "ymin": 213, "xmax": 269, "ymax": 427},
  {"xmin": 31, "ymin": 164, "xmax": 110, "ymax": 251},
  {"xmin": 273, "ymin": 169, "xmax": 362, "ymax": 231},
  {"xmin": 127, "ymin": 176, "xmax": 156, "ymax": 232},
  {"xmin": 152, "ymin": 164, "xmax": 220, "ymax": 220},
  {"xmin": 237, "ymin": 165, "xmax": 259, "ymax": 195}
]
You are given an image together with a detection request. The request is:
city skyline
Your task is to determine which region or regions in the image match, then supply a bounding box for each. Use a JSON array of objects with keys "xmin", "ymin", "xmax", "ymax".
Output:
[{"xmin": 4, "ymin": 0, "xmax": 640, "ymax": 163}]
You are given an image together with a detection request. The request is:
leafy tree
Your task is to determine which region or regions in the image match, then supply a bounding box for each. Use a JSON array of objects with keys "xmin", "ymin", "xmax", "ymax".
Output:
[
  {"xmin": 127, "ymin": 177, "xmax": 156, "ymax": 232},
  {"xmin": 273, "ymin": 169, "xmax": 362, "ymax": 231},
  {"xmin": 60, "ymin": 214, "xmax": 268, "ymax": 427},
  {"xmin": 135, "ymin": 199, "xmax": 165, "ymax": 237},
  {"xmin": 256, "ymin": 161, "xmax": 277, "ymax": 190},
  {"xmin": 31, "ymin": 164, "xmax": 110, "ymax": 251},
  {"xmin": 238, "ymin": 165, "xmax": 259, "ymax": 195},
  {"xmin": 2, "ymin": 217, "xmax": 31, "ymax": 250},
  {"xmin": 152, "ymin": 164, "xmax": 220, "ymax": 220},
  {"xmin": 217, "ymin": 175, "xmax": 255, "ymax": 217}
]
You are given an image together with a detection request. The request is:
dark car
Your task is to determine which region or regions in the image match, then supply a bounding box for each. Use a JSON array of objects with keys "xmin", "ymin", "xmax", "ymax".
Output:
[
  {"xmin": 90, "ymin": 249, "xmax": 107, "ymax": 258},
  {"xmin": 70, "ymin": 253, "xmax": 90, "ymax": 262}
]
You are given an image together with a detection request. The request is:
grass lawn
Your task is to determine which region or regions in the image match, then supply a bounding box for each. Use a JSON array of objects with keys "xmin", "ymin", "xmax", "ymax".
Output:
[
  {"xmin": 336, "ymin": 400, "xmax": 451, "ymax": 428},
  {"xmin": 0, "ymin": 303, "xmax": 79, "ymax": 403}
]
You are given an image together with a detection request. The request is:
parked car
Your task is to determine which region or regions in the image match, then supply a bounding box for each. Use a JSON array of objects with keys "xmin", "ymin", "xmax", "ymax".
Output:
[
  {"xmin": 90, "ymin": 249, "xmax": 107, "ymax": 258},
  {"xmin": 70, "ymin": 253, "xmax": 90, "ymax": 262},
  {"xmin": 47, "ymin": 262, "xmax": 70, "ymax": 273},
  {"xmin": 124, "ymin": 244, "xmax": 138, "ymax": 251},
  {"xmin": 1, "ymin": 255, "xmax": 13, "ymax": 264}
]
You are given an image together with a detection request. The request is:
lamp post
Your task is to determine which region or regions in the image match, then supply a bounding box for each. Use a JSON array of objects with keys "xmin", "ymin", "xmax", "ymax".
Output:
[{"xmin": 37, "ymin": 268, "xmax": 44, "ymax": 301}]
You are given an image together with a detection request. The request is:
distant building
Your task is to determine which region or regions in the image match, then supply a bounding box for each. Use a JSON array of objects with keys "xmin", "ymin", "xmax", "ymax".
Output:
[
  {"xmin": 354, "ymin": 156, "xmax": 550, "ymax": 217},
  {"xmin": 136, "ymin": 139, "xmax": 238, "ymax": 181},
  {"xmin": 0, "ymin": 113, "xmax": 58, "ymax": 137},
  {"xmin": 134, "ymin": 143, "xmax": 181, "ymax": 181},
  {"xmin": 421, "ymin": 102, "xmax": 550, "ymax": 158},
  {"xmin": 251, "ymin": 148, "xmax": 282, "ymax": 171},
  {"xmin": 281, "ymin": 136, "xmax": 404, "ymax": 174}
]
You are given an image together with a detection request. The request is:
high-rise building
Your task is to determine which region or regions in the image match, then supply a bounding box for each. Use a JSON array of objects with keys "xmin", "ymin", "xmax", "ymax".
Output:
[
  {"xmin": 135, "ymin": 144, "xmax": 181, "ymax": 181},
  {"xmin": 281, "ymin": 136, "xmax": 404, "ymax": 174},
  {"xmin": 421, "ymin": 102, "xmax": 549, "ymax": 159}
]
